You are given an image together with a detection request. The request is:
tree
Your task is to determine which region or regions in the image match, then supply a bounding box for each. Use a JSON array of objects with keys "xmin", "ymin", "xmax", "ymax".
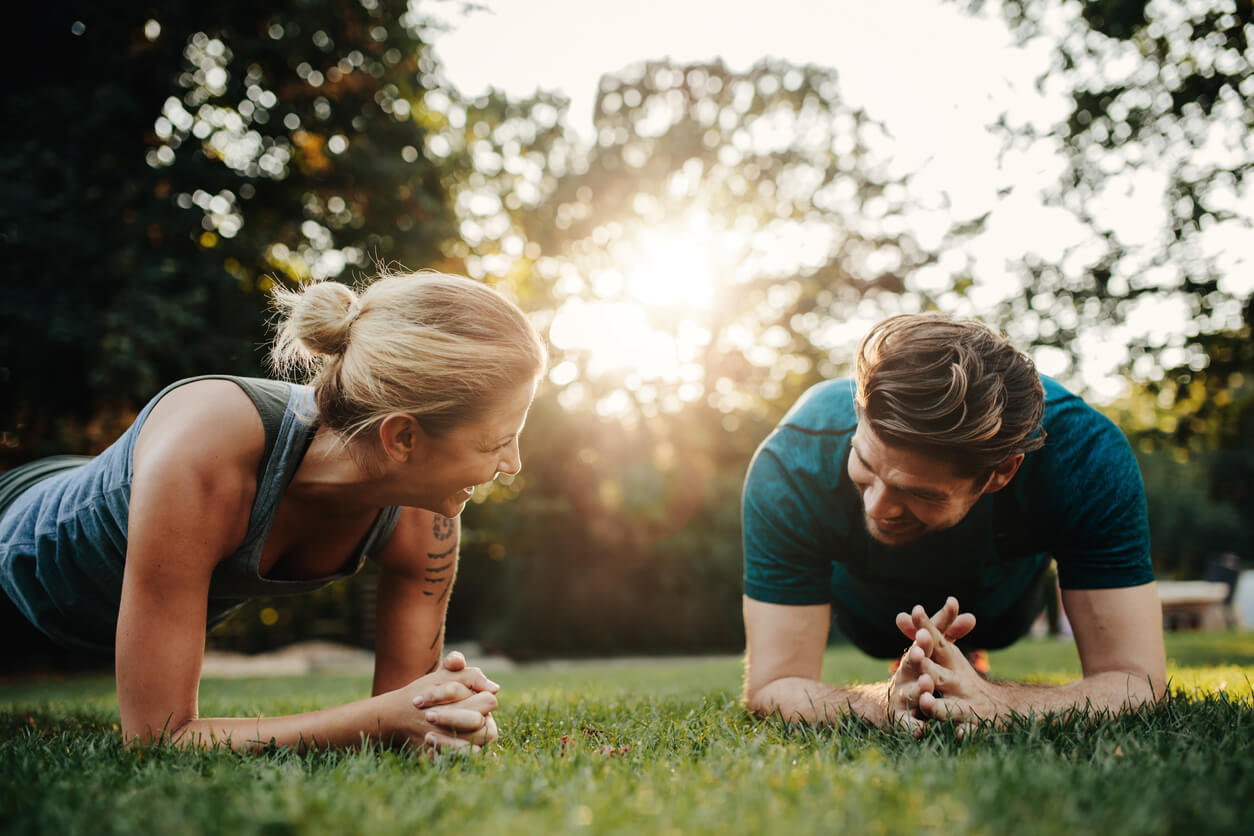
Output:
[
  {"xmin": 0, "ymin": 0, "xmax": 462, "ymax": 464},
  {"xmin": 947, "ymin": 0, "xmax": 1252, "ymax": 386}
]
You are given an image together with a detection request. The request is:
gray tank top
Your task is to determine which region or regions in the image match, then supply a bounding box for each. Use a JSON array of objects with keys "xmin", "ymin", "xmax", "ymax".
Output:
[{"xmin": 0, "ymin": 376, "xmax": 401, "ymax": 652}]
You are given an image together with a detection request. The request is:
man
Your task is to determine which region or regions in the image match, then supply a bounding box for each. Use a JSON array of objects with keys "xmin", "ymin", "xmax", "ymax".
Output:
[{"xmin": 741, "ymin": 313, "xmax": 1166, "ymax": 731}]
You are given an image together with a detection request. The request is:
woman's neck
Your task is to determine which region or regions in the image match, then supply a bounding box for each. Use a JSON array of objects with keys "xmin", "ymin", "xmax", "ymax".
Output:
[{"xmin": 285, "ymin": 427, "xmax": 392, "ymax": 513}]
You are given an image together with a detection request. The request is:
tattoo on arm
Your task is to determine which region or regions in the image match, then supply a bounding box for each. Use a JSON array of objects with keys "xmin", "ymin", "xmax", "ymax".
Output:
[
  {"xmin": 427, "ymin": 545, "xmax": 456, "ymax": 561},
  {"xmin": 432, "ymin": 515, "xmax": 456, "ymax": 541},
  {"xmin": 422, "ymin": 545, "xmax": 457, "ymax": 596}
]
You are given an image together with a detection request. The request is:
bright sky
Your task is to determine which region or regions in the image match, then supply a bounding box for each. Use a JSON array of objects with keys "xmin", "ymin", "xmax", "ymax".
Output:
[
  {"xmin": 426, "ymin": 0, "xmax": 1228, "ymax": 404},
  {"xmin": 430, "ymin": 0, "xmax": 1056, "ymax": 212}
]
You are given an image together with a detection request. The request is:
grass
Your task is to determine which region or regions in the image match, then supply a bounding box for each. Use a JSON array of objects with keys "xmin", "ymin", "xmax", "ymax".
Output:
[{"xmin": 2, "ymin": 632, "xmax": 1252, "ymax": 835}]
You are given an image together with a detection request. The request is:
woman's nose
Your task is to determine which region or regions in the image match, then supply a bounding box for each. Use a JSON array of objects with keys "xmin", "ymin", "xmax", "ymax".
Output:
[{"xmin": 497, "ymin": 441, "xmax": 522, "ymax": 476}]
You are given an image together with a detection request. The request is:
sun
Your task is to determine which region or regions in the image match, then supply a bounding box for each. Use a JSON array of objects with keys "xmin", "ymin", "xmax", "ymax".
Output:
[
  {"xmin": 624, "ymin": 227, "xmax": 718, "ymax": 311},
  {"xmin": 547, "ymin": 218, "xmax": 733, "ymax": 409}
]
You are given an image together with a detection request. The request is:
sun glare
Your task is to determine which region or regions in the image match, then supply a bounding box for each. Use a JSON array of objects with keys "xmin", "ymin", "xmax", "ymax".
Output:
[
  {"xmin": 547, "ymin": 218, "xmax": 735, "ymax": 414},
  {"xmin": 624, "ymin": 228, "xmax": 718, "ymax": 311}
]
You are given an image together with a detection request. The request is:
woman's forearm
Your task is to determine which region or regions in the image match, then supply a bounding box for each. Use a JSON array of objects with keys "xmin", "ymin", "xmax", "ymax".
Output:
[{"xmin": 129, "ymin": 691, "xmax": 405, "ymax": 752}]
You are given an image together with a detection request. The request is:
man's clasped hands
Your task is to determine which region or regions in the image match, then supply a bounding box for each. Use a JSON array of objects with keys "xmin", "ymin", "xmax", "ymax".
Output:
[{"xmin": 887, "ymin": 596, "xmax": 1006, "ymax": 736}]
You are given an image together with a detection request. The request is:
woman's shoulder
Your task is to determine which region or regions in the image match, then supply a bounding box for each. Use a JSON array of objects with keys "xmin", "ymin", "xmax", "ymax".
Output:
[{"xmin": 134, "ymin": 378, "xmax": 268, "ymax": 479}]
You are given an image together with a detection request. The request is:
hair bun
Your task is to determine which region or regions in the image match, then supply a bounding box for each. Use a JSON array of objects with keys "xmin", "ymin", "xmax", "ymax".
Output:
[{"xmin": 269, "ymin": 280, "xmax": 361, "ymax": 372}]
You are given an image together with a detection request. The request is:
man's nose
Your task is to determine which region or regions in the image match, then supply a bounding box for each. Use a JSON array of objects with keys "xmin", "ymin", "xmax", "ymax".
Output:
[{"xmin": 863, "ymin": 480, "xmax": 901, "ymax": 518}]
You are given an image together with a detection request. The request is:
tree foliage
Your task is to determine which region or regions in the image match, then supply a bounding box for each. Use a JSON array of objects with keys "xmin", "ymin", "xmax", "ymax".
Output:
[
  {"xmin": 1, "ymin": 0, "xmax": 461, "ymax": 462},
  {"xmin": 951, "ymin": 0, "xmax": 1252, "ymax": 378}
]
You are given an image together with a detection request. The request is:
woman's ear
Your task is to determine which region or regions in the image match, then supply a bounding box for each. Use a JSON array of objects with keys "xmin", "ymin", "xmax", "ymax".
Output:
[{"xmin": 377, "ymin": 414, "xmax": 426, "ymax": 463}]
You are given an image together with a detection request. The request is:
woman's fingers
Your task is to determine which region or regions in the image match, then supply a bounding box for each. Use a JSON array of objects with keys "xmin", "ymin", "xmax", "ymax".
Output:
[
  {"xmin": 424, "ymin": 707, "xmax": 489, "ymax": 733},
  {"xmin": 423, "ymin": 690, "xmax": 500, "ymax": 732},
  {"xmin": 441, "ymin": 651, "xmax": 466, "ymax": 671},
  {"xmin": 412, "ymin": 681, "xmax": 476, "ymax": 708},
  {"xmin": 453, "ymin": 665, "xmax": 500, "ymax": 694},
  {"xmin": 423, "ymin": 730, "xmax": 475, "ymax": 753},
  {"xmin": 481, "ymin": 714, "xmax": 499, "ymax": 747}
]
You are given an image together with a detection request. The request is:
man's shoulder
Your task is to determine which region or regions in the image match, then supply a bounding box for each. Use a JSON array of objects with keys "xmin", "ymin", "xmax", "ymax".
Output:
[
  {"xmin": 1038, "ymin": 376, "xmax": 1124, "ymax": 444},
  {"xmin": 1021, "ymin": 376, "xmax": 1140, "ymax": 503},
  {"xmin": 746, "ymin": 379, "xmax": 858, "ymax": 499},
  {"xmin": 775, "ymin": 378, "xmax": 859, "ymax": 436}
]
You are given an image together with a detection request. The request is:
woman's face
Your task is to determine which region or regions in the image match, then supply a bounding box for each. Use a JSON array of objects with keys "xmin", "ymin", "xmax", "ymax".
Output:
[{"xmin": 409, "ymin": 379, "xmax": 538, "ymax": 518}]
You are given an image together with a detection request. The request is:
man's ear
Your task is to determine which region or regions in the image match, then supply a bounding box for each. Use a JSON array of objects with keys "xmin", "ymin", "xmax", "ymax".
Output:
[
  {"xmin": 981, "ymin": 453, "xmax": 1024, "ymax": 494},
  {"xmin": 378, "ymin": 413, "xmax": 425, "ymax": 463}
]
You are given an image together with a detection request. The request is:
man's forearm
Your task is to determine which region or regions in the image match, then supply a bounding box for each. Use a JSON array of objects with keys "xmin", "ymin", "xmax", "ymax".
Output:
[
  {"xmin": 746, "ymin": 676, "xmax": 889, "ymax": 726},
  {"xmin": 949, "ymin": 670, "xmax": 1162, "ymax": 722}
]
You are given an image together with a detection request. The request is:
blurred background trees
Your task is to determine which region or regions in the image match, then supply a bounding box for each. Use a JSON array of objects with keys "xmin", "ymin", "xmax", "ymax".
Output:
[
  {"xmin": 2, "ymin": 0, "xmax": 1251, "ymax": 655},
  {"xmin": 1, "ymin": 0, "xmax": 460, "ymax": 461}
]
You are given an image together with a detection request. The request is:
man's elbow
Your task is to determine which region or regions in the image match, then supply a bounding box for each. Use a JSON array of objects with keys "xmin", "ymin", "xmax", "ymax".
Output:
[
  {"xmin": 1143, "ymin": 669, "xmax": 1169, "ymax": 703},
  {"xmin": 1092, "ymin": 667, "xmax": 1167, "ymax": 708},
  {"xmin": 742, "ymin": 678, "xmax": 777, "ymax": 718}
]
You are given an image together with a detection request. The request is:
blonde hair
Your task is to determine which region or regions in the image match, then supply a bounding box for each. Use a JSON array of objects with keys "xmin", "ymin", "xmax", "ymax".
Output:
[
  {"xmin": 270, "ymin": 270, "xmax": 546, "ymax": 443},
  {"xmin": 855, "ymin": 313, "xmax": 1045, "ymax": 479}
]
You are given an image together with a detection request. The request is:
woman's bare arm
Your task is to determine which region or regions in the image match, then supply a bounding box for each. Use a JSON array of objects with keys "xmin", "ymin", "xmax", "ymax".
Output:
[{"xmin": 117, "ymin": 381, "xmax": 494, "ymax": 751}]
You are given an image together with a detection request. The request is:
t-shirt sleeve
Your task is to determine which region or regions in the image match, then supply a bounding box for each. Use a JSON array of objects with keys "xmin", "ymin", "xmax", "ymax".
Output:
[
  {"xmin": 1040, "ymin": 406, "xmax": 1154, "ymax": 590},
  {"xmin": 741, "ymin": 444, "xmax": 834, "ymax": 606}
]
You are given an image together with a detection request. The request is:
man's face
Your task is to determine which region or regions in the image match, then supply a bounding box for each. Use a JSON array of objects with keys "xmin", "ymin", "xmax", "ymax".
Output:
[{"xmin": 846, "ymin": 420, "xmax": 988, "ymax": 546}]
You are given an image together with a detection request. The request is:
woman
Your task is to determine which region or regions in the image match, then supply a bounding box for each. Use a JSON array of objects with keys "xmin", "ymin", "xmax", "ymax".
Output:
[{"xmin": 0, "ymin": 270, "xmax": 546, "ymax": 752}]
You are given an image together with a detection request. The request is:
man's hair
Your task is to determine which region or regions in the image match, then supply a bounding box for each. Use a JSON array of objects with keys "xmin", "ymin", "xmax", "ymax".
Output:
[{"xmin": 854, "ymin": 313, "xmax": 1046, "ymax": 480}]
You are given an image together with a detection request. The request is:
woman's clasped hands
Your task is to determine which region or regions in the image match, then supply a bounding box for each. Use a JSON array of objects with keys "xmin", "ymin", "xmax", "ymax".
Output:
[{"xmin": 395, "ymin": 651, "xmax": 501, "ymax": 753}]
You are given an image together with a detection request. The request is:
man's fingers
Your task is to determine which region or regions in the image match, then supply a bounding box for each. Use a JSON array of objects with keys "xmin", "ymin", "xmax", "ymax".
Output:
[
  {"xmin": 919, "ymin": 694, "xmax": 966, "ymax": 722},
  {"xmin": 930, "ymin": 597, "xmax": 959, "ymax": 634},
  {"xmin": 895, "ymin": 610, "xmax": 917, "ymax": 641},
  {"xmin": 915, "ymin": 656, "xmax": 951, "ymax": 691},
  {"xmin": 888, "ymin": 704, "xmax": 927, "ymax": 737},
  {"xmin": 914, "ymin": 627, "xmax": 934, "ymax": 658},
  {"xmin": 945, "ymin": 612, "xmax": 977, "ymax": 642}
]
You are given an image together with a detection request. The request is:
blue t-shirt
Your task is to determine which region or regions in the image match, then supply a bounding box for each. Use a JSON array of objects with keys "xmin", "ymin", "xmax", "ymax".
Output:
[{"xmin": 741, "ymin": 377, "xmax": 1152, "ymax": 628}]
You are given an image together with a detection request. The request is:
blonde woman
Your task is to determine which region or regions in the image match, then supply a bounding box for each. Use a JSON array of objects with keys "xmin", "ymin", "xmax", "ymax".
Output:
[{"xmin": 0, "ymin": 271, "xmax": 546, "ymax": 752}]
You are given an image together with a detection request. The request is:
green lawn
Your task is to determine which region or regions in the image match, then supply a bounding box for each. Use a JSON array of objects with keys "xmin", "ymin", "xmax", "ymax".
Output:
[{"xmin": 2, "ymin": 632, "xmax": 1252, "ymax": 835}]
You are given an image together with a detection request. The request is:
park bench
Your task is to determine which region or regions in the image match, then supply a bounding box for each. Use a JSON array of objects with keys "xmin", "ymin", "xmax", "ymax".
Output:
[{"xmin": 1157, "ymin": 580, "xmax": 1233, "ymax": 631}]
